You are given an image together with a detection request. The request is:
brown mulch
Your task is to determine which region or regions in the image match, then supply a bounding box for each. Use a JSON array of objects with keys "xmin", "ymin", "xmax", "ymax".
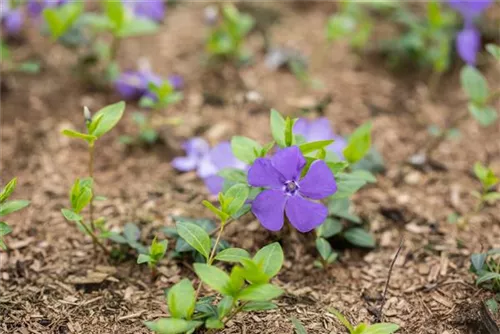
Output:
[{"xmin": 1, "ymin": 2, "xmax": 500, "ymax": 334}]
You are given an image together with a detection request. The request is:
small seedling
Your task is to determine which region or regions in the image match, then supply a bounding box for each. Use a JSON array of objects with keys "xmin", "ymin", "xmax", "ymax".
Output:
[
  {"xmin": 61, "ymin": 101, "xmax": 125, "ymax": 254},
  {"xmin": 471, "ymin": 249, "xmax": 500, "ymax": 292},
  {"xmin": 205, "ymin": 4, "xmax": 255, "ymax": 64},
  {"xmin": 0, "ymin": 41, "xmax": 41, "ymax": 75},
  {"xmin": 329, "ymin": 308, "xmax": 400, "ymax": 334},
  {"xmin": 0, "ymin": 178, "xmax": 30, "ymax": 250},
  {"xmin": 137, "ymin": 237, "xmax": 168, "ymax": 279}
]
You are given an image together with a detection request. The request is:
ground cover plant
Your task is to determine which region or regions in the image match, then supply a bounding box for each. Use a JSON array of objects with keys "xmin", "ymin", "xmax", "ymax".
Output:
[{"xmin": 1, "ymin": 1, "xmax": 500, "ymax": 334}]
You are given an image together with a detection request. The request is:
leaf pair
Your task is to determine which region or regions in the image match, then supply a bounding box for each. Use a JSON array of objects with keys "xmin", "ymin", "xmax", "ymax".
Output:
[
  {"xmin": 62, "ymin": 101, "xmax": 126, "ymax": 145},
  {"xmin": 137, "ymin": 237, "xmax": 168, "ymax": 268},
  {"xmin": 202, "ymin": 183, "xmax": 250, "ymax": 223},
  {"xmin": 43, "ymin": 2, "xmax": 84, "ymax": 40},
  {"xmin": 0, "ymin": 178, "xmax": 30, "ymax": 250}
]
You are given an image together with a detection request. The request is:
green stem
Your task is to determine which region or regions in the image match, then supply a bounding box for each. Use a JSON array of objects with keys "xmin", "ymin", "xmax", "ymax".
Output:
[
  {"xmin": 77, "ymin": 220, "xmax": 110, "ymax": 255},
  {"xmin": 88, "ymin": 143, "xmax": 96, "ymax": 233}
]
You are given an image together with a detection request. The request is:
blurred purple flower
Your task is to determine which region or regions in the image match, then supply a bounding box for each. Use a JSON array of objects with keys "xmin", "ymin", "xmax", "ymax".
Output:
[
  {"xmin": 172, "ymin": 139, "xmax": 247, "ymax": 195},
  {"xmin": 114, "ymin": 70, "xmax": 161, "ymax": 100},
  {"xmin": 248, "ymin": 146, "xmax": 337, "ymax": 233},
  {"xmin": 294, "ymin": 117, "xmax": 347, "ymax": 160},
  {"xmin": 448, "ymin": 0, "xmax": 493, "ymax": 21},
  {"xmin": 127, "ymin": 0, "xmax": 165, "ymax": 23},
  {"xmin": 448, "ymin": 0, "xmax": 493, "ymax": 65},
  {"xmin": 168, "ymin": 74, "xmax": 184, "ymax": 91},
  {"xmin": 26, "ymin": 0, "xmax": 68, "ymax": 19},
  {"xmin": 456, "ymin": 27, "xmax": 481, "ymax": 65},
  {"xmin": 1, "ymin": 7, "xmax": 23, "ymax": 35}
]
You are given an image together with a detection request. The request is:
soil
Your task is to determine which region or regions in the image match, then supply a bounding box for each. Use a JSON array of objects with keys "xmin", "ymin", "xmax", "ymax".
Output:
[{"xmin": 1, "ymin": 2, "xmax": 500, "ymax": 334}]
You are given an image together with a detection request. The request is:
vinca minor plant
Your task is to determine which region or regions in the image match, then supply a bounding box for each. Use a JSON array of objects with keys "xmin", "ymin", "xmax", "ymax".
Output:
[
  {"xmin": 61, "ymin": 101, "xmax": 125, "ymax": 255},
  {"xmin": 0, "ymin": 178, "xmax": 30, "ymax": 250}
]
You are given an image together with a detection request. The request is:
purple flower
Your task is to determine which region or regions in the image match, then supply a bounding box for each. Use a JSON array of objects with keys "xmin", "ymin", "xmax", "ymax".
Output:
[
  {"xmin": 172, "ymin": 139, "xmax": 247, "ymax": 195},
  {"xmin": 294, "ymin": 117, "xmax": 347, "ymax": 160},
  {"xmin": 448, "ymin": 0, "xmax": 493, "ymax": 21},
  {"xmin": 26, "ymin": 0, "xmax": 68, "ymax": 19},
  {"xmin": 456, "ymin": 27, "xmax": 481, "ymax": 65},
  {"xmin": 168, "ymin": 75, "xmax": 184, "ymax": 91},
  {"xmin": 248, "ymin": 146, "xmax": 337, "ymax": 233},
  {"xmin": 114, "ymin": 70, "xmax": 162, "ymax": 100},
  {"xmin": 126, "ymin": 0, "xmax": 165, "ymax": 23},
  {"xmin": 2, "ymin": 7, "xmax": 23, "ymax": 35}
]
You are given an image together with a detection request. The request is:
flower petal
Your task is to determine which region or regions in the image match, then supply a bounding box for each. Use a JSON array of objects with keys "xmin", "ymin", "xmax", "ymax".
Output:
[
  {"xmin": 172, "ymin": 156, "xmax": 198, "ymax": 172},
  {"xmin": 184, "ymin": 137, "xmax": 210, "ymax": 158},
  {"xmin": 197, "ymin": 155, "xmax": 219, "ymax": 178},
  {"xmin": 248, "ymin": 158, "xmax": 284, "ymax": 188},
  {"xmin": 285, "ymin": 196, "xmax": 328, "ymax": 233},
  {"xmin": 298, "ymin": 160, "xmax": 337, "ymax": 199},
  {"xmin": 456, "ymin": 27, "xmax": 480, "ymax": 65},
  {"xmin": 252, "ymin": 190, "xmax": 287, "ymax": 231},
  {"xmin": 271, "ymin": 146, "xmax": 306, "ymax": 181},
  {"xmin": 203, "ymin": 175, "xmax": 224, "ymax": 195}
]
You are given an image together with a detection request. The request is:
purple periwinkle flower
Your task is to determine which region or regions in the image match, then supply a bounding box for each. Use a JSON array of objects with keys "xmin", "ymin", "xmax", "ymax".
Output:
[
  {"xmin": 248, "ymin": 146, "xmax": 337, "ymax": 233},
  {"xmin": 126, "ymin": 0, "xmax": 165, "ymax": 23},
  {"xmin": 294, "ymin": 117, "xmax": 347, "ymax": 160},
  {"xmin": 114, "ymin": 70, "xmax": 162, "ymax": 100},
  {"xmin": 26, "ymin": 0, "xmax": 68, "ymax": 19},
  {"xmin": 172, "ymin": 139, "xmax": 247, "ymax": 195},
  {"xmin": 2, "ymin": 7, "xmax": 23, "ymax": 35},
  {"xmin": 168, "ymin": 74, "xmax": 184, "ymax": 91},
  {"xmin": 448, "ymin": 0, "xmax": 493, "ymax": 65}
]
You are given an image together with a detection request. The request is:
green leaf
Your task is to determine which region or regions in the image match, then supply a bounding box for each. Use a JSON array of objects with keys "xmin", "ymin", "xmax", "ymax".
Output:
[
  {"xmin": 316, "ymin": 218, "xmax": 343, "ymax": 238},
  {"xmin": 270, "ymin": 109, "xmax": 286, "ymax": 147},
  {"xmin": 0, "ymin": 178, "xmax": 17, "ymax": 203},
  {"xmin": 193, "ymin": 263, "xmax": 232, "ymax": 295},
  {"xmin": 253, "ymin": 242, "xmax": 284, "ymax": 278},
  {"xmin": 350, "ymin": 170, "xmax": 376, "ymax": 183},
  {"xmin": 223, "ymin": 184, "xmax": 249, "ymax": 216},
  {"xmin": 117, "ymin": 18, "xmax": 159, "ymax": 37},
  {"xmin": 231, "ymin": 136, "xmax": 262, "ymax": 164},
  {"xmin": 299, "ymin": 140, "xmax": 334, "ymax": 155},
  {"xmin": 90, "ymin": 101, "xmax": 126, "ymax": 138},
  {"xmin": 218, "ymin": 168, "xmax": 248, "ymax": 184},
  {"xmin": 150, "ymin": 239, "xmax": 168, "ymax": 259},
  {"xmin": 471, "ymin": 253, "xmax": 486, "ymax": 272},
  {"xmin": 239, "ymin": 284, "xmax": 283, "ymax": 302},
  {"xmin": 176, "ymin": 222, "xmax": 211, "ymax": 260},
  {"xmin": 202, "ymin": 200, "xmax": 229, "ymax": 222},
  {"xmin": 461, "ymin": 66, "xmax": 489, "ymax": 104},
  {"xmin": 217, "ymin": 296, "xmax": 233, "ymax": 319},
  {"xmin": 0, "ymin": 200, "xmax": 30, "ymax": 217},
  {"xmin": 316, "ymin": 237, "xmax": 333, "ymax": 261},
  {"xmin": 61, "ymin": 208, "xmax": 83, "ymax": 222},
  {"xmin": 168, "ymin": 279, "xmax": 196, "ymax": 320},
  {"xmin": 486, "ymin": 44, "xmax": 500, "ymax": 60},
  {"xmin": 291, "ymin": 317, "xmax": 308, "ymax": 334},
  {"xmin": 343, "ymin": 122, "xmax": 372, "ymax": 164},
  {"xmin": 0, "ymin": 222, "xmax": 12, "ymax": 236},
  {"xmin": 363, "ymin": 323, "xmax": 400, "ymax": 334},
  {"xmin": 61, "ymin": 129, "xmax": 97, "ymax": 143},
  {"xmin": 104, "ymin": 0, "xmax": 124, "ymax": 31},
  {"xmin": 73, "ymin": 186, "xmax": 92, "ymax": 213},
  {"xmin": 468, "ymin": 103, "xmax": 497, "ymax": 127},
  {"xmin": 43, "ymin": 2, "xmax": 83, "ymax": 40},
  {"xmin": 328, "ymin": 308, "xmax": 354, "ymax": 333},
  {"xmin": 326, "ymin": 14, "xmax": 356, "ymax": 41},
  {"xmin": 284, "ymin": 117, "xmax": 295, "ymax": 147},
  {"xmin": 344, "ymin": 228, "xmax": 376, "ymax": 248},
  {"xmin": 205, "ymin": 318, "xmax": 224, "ymax": 329},
  {"xmin": 483, "ymin": 192, "xmax": 500, "ymax": 203},
  {"xmin": 241, "ymin": 301, "xmax": 277, "ymax": 312},
  {"xmin": 329, "ymin": 198, "xmax": 361, "ymax": 224},
  {"xmin": 215, "ymin": 248, "xmax": 250, "ymax": 263},
  {"xmin": 239, "ymin": 258, "xmax": 269, "ymax": 284},
  {"xmin": 476, "ymin": 272, "xmax": 500, "ymax": 285},
  {"xmin": 486, "ymin": 298, "xmax": 499, "ymax": 314},
  {"xmin": 123, "ymin": 223, "xmax": 140, "ymax": 241},
  {"xmin": 137, "ymin": 254, "xmax": 151, "ymax": 264},
  {"xmin": 18, "ymin": 62, "xmax": 41, "ymax": 74},
  {"xmin": 331, "ymin": 173, "xmax": 367, "ymax": 199},
  {"xmin": 144, "ymin": 318, "xmax": 202, "ymax": 334},
  {"xmin": 473, "ymin": 162, "xmax": 498, "ymax": 188}
]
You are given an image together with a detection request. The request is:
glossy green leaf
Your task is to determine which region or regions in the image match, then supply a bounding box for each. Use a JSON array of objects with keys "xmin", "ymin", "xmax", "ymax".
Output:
[
  {"xmin": 0, "ymin": 178, "xmax": 17, "ymax": 203},
  {"xmin": 0, "ymin": 222, "xmax": 12, "ymax": 236},
  {"xmin": 486, "ymin": 44, "xmax": 500, "ymax": 60},
  {"xmin": 329, "ymin": 308, "xmax": 354, "ymax": 333},
  {"xmin": 316, "ymin": 237, "xmax": 333, "ymax": 260},
  {"xmin": 238, "ymin": 283, "xmax": 283, "ymax": 301},
  {"xmin": 218, "ymin": 168, "xmax": 248, "ymax": 184},
  {"xmin": 223, "ymin": 184, "xmax": 249, "ymax": 217},
  {"xmin": 118, "ymin": 18, "xmax": 158, "ymax": 37},
  {"xmin": 344, "ymin": 228, "xmax": 376, "ymax": 248},
  {"xmin": 61, "ymin": 208, "xmax": 83, "ymax": 222},
  {"xmin": 471, "ymin": 253, "xmax": 487, "ymax": 272},
  {"xmin": 217, "ymin": 296, "xmax": 233, "ymax": 319},
  {"xmin": 176, "ymin": 222, "xmax": 211, "ymax": 260},
  {"xmin": 461, "ymin": 66, "xmax": 489, "ymax": 104},
  {"xmin": 90, "ymin": 101, "xmax": 125, "ymax": 138},
  {"xmin": 0, "ymin": 200, "xmax": 30, "ymax": 217},
  {"xmin": 363, "ymin": 323, "xmax": 400, "ymax": 334},
  {"xmin": 61, "ymin": 129, "xmax": 97, "ymax": 143},
  {"xmin": 331, "ymin": 173, "xmax": 367, "ymax": 199},
  {"xmin": 193, "ymin": 263, "xmax": 232, "ymax": 295},
  {"xmin": 270, "ymin": 109, "xmax": 286, "ymax": 147},
  {"xmin": 144, "ymin": 318, "xmax": 202, "ymax": 334},
  {"xmin": 476, "ymin": 272, "xmax": 500, "ymax": 285},
  {"xmin": 231, "ymin": 136, "xmax": 262, "ymax": 164},
  {"xmin": 104, "ymin": 0, "xmax": 124, "ymax": 30},
  {"xmin": 253, "ymin": 242, "xmax": 283, "ymax": 278},
  {"xmin": 202, "ymin": 200, "xmax": 229, "ymax": 222},
  {"xmin": 329, "ymin": 198, "xmax": 361, "ymax": 223},
  {"xmin": 215, "ymin": 248, "xmax": 250, "ymax": 263},
  {"xmin": 299, "ymin": 140, "xmax": 334, "ymax": 155},
  {"xmin": 343, "ymin": 122, "xmax": 372, "ymax": 164},
  {"xmin": 205, "ymin": 317, "xmax": 224, "ymax": 329},
  {"xmin": 137, "ymin": 254, "xmax": 151, "ymax": 264},
  {"xmin": 316, "ymin": 218, "xmax": 343, "ymax": 238},
  {"xmin": 241, "ymin": 301, "xmax": 277, "ymax": 312},
  {"xmin": 168, "ymin": 279, "xmax": 196, "ymax": 319}
]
